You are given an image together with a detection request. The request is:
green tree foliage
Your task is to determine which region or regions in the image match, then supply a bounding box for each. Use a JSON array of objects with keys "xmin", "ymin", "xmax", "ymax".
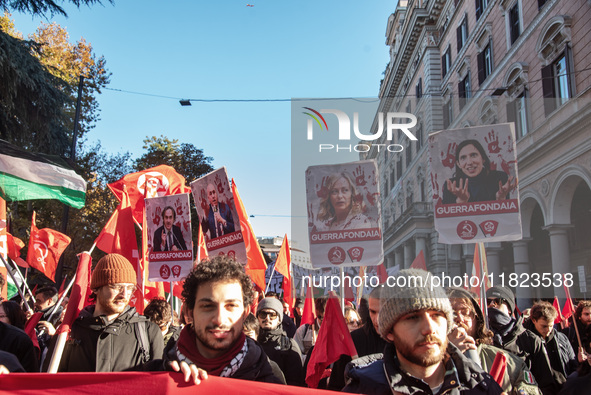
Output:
[
  {"xmin": 135, "ymin": 135, "xmax": 214, "ymax": 183},
  {"xmin": 0, "ymin": 20, "xmax": 70, "ymax": 154},
  {"xmin": 0, "ymin": 0, "xmax": 111, "ymax": 17}
]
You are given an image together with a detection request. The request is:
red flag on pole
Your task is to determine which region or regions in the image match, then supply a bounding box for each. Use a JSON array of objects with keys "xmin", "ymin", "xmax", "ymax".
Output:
[
  {"xmin": 274, "ymin": 235, "xmax": 293, "ymax": 311},
  {"xmin": 489, "ymin": 351, "xmax": 507, "ymax": 386},
  {"xmin": 376, "ymin": 263, "xmax": 388, "ymax": 283},
  {"xmin": 108, "ymin": 165, "xmax": 187, "ymax": 225},
  {"xmin": 26, "ymin": 212, "xmax": 71, "ymax": 282},
  {"xmin": 410, "ymin": 250, "xmax": 427, "ymax": 270},
  {"xmin": 231, "ymin": 180, "xmax": 267, "ymax": 291},
  {"xmin": 305, "ymin": 296, "xmax": 357, "ymax": 388},
  {"xmin": 197, "ymin": 222, "xmax": 209, "ymax": 262},
  {"xmin": 562, "ymin": 277, "xmax": 576, "ymax": 323},
  {"xmin": 24, "ymin": 312, "xmax": 42, "ymax": 353},
  {"xmin": 57, "ymin": 252, "xmax": 92, "ymax": 336},
  {"xmin": 553, "ymin": 297, "xmax": 564, "ymax": 324},
  {"xmin": 6, "ymin": 232, "xmax": 24, "ymax": 260},
  {"xmin": 301, "ymin": 283, "xmax": 315, "ymax": 327}
]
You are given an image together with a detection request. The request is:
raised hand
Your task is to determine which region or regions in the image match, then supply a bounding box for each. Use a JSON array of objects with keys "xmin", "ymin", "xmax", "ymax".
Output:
[
  {"xmin": 496, "ymin": 176, "xmax": 517, "ymax": 200},
  {"xmin": 446, "ymin": 178, "xmax": 470, "ymax": 203},
  {"xmin": 353, "ymin": 165, "xmax": 367, "ymax": 186},
  {"xmin": 316, "ymin": 176, "xmax": 329, "ymax": 199},
  {"xmin": 485, "ymin": 130, "xmax": 500, "ymax": 153},
  {"xmin": 441, "ymin": 142, "xmax": 457, "ymax": 169}
]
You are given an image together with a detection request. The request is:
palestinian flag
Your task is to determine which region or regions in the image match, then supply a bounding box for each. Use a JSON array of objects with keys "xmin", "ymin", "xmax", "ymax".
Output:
[{"xmin": 0, "ymin": 140, "xmax": 86, "ymax": 209}]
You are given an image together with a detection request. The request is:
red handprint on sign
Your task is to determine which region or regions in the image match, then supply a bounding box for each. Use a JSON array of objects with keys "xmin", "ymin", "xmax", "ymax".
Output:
[
  {"xmin": 485, "ymin": 130, "xmax": 500, "ymax": 154},
  {"xmin": 431, "ymin": 173, "xmax": 441, "ymax": 201},
  {"xmin": 199, "ymin": 188, "xmax": 208, "ymax": 212},
  {"xmin": 503, "ymin": 135, "xmax": 514, "ymax": 153},
  {"xmin": 153, "ymin": 206, "xmax": 162, "ymax": 226},
  {"xmin": 498, "ymin": 154, "xmax": 517, "ymax": 175},
  {"xmin": 316, "ymin": 176, "xmax": 329, "ymax": 199},
  {"xmin": 365, "ymin": 189, "xmax": 379, "ymax": 206},
  {"xmin": 307, "ymin": 202, "xmax": 314, "ymax": 227},
  {"xmin": 353, "ymin": 165, "xmax": 367, "ymax": 186},
  {"xmin": 441, "ymin": 142, "xmax": 457, "ymax": 169},
  {"xmin": 214, "ymin": 174, "xmax": 224, "ymax": 195}
]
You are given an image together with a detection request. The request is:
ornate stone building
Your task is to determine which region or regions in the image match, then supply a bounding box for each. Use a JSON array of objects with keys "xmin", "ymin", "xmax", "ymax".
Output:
[{"xmin": 362, "ymin": 0, "xmax": 591, "ymax": 307}]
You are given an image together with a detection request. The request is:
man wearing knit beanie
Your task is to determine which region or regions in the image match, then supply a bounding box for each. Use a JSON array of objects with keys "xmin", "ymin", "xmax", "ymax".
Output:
[
  {"xmin": 256, "ymin": 297, "xmax": 304, "ymax": 386},
  {"xmin": 43, "ymin": 253, "xmax": 164, "ymax": 372},
  {"xmin": 343, "ymin": 268, "xmax": 503, "ymax": 395}
]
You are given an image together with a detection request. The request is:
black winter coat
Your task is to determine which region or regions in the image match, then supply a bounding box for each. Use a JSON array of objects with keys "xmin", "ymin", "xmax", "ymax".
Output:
[
  {"xmin": 343, "ymin": 343, "xmax": 504, "ymax": 395},
  {"xmin": 257, "ymin": 327, "xmax": 304, "ymax": 386},
  {"xmin": 45, "ymin": 305, "xmax": 164, "ymax": 372},
  {"xmin": 0, "ymin": 322, "xmax": 38, "ymax": 372}
]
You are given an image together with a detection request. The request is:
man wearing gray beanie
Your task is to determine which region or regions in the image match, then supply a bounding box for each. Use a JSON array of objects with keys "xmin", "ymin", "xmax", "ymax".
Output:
[
  {"xmin": 343, "ymin": 268, "xmax": 503, "ymax": 394},
  {"xmin": 256, "ymin": 297, "xmax": 304, "ymax": 386}
]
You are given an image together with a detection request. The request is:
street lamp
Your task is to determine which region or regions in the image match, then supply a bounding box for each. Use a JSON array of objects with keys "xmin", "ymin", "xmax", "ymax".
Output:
[{"xmin": 179, "ymin": 99, "xmax": 191, "ymax": 106}]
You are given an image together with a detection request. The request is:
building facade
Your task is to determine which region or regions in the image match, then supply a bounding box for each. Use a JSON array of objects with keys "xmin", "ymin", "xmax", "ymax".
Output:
[{"xmin": 362, "ymin": 0, "xmax": 591, "ymax": 307}]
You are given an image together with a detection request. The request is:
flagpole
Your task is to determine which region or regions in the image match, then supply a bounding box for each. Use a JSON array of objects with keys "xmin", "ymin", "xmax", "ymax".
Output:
[
  {"xmin": 340, "ymin": 267, "xmax": 345, "ymax": 314},
  {"xmin": 44, "ymin": 276, "xmax": 76, "ymax": 327},
  {"xmin": 0, "ymin": 255, "xmax": 32, "ymax": 313},
  {"xmin": 8, "ymin": 257, "xmax": 35, "ymax": 302},
  {"xmin": 478, "ymin": 242, "xmax": 489, "ymax": 329},
  {"xmin": 265, "ymin": 263, "xmax": 275, "ymax": 294}
]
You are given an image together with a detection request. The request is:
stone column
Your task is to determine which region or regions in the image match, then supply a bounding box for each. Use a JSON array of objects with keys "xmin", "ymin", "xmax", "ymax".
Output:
[
  {"xmin": 395, "ymin": 248, "xmax": 404, "ymax": 270},
  {"xmin": 484, "ymin": 242, "xmax": 502, "ymax": 286},
  {"xmin": 415, "ymin": 234, "xmax": 428, "ymax": 260},
  {"xmin": 542, "ymin": 225, "xmax": 572, "ymax": 299},
  {"xmin": 512, "ymin": 238, "xmax": 533, "ymax": 310},
  {"xmin": 404, "ymin": 242, "xmax": 414, "ymax": 269}
]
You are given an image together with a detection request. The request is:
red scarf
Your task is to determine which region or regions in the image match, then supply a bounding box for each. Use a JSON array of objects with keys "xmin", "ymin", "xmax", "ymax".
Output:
[{"xmin": 176, "ymin": 325, "xmax": 246, "ymax": 376}]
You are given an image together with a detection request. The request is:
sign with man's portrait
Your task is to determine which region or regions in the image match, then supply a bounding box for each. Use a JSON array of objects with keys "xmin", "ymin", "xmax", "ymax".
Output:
[
  {"xmin": 428, "ymin": 123, "xmax": 522, "ymax": 244},
  {"xmin": 146, "ymin": 193, "xmax": 193, "ymax": 282},
  {"xmin": 190, "ymin": 168, "xmax": 246, "ymax": 262},
  {"xmin": 305, "ymin": 160, "xmax": 383, "ymax": 268}
]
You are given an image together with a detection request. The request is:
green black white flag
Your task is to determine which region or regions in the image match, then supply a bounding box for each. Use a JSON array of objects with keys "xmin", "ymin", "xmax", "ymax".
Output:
[{"xmin": 0, "ymin": 140, "xmax": 86, "ymax": 209}]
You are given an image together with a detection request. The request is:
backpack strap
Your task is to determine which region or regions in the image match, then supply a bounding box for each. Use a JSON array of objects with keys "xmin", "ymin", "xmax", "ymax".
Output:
[{"xmin": 136, "ymin": 319, "xmax": 151, "ymax": 363}]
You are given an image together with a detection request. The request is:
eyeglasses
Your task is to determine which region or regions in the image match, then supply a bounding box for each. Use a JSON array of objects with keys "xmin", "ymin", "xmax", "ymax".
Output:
[
  {"xmin": 257, "ymin": 311, "xmax": 278, "ymax": 319},
  {"xmin": 108, "ymin": 284, "xmax": 136, "ymax": 294},
  {"xmin": 347, "ymin": 320, "xmax": 360, "ymax": 327}
]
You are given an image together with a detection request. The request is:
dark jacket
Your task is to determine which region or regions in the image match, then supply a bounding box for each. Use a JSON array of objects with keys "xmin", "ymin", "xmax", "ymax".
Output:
[
  {"xmin": 282, "ymin": 314, "xmax": 297, "ymax": 339},
  {"xmin": 343, "ymin": 343, "xmax": 503, "ymax": 395},
  {"xmin": 154, "ymin": 335, "xmax": 284, "ymax": 384},
  {"xmin": 0, "ymin": 322, "xmax": 38, "ymax": 372},
  {"xmin": 443, "ymin": 170, "xmax": 509, "ymax": 204},
  {"xmin": 257, "ymin": 327, "xmax": 304, "ymax": 386},
  {"xmin": 562, "ymin": 316, "xmax": 591, "ymax": 354},
  {"xmin": 45, "ymin": 305, "xmax": 164, "ymax": 372},
  {"xmin": 524, "ymin": 319, "xmax": 577, "ymax": 395},
  {"xmin": 153, "ymin": 224, "xmax": 187, "ymax": 251},
  {"xmin": 328, "ymin": 321, "xmax": 388, "ymax": 390}
]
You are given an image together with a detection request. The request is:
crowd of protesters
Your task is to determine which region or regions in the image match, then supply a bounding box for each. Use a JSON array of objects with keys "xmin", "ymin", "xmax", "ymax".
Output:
[{"xmin": 1, "ymin": 256, "xmax": 591, "ymax": 394}]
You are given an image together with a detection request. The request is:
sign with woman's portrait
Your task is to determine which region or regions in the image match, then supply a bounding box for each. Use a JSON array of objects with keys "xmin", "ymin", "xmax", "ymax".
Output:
[
  {"xmin": 428, "ymin": 123, "xmax": 522, "ymax": 243},
  {"xmin": 145, "ymin": 193, "xmax": 193, "ymax": 282},
  {"xmin": 306, "ymin": 160, "xmax": 383, "ymax": 268}
]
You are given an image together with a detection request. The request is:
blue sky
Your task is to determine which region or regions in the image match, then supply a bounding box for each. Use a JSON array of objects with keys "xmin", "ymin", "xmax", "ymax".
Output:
[{"xmin": 11, "ymin": 0, "xmax": 396, "ymax": 246}]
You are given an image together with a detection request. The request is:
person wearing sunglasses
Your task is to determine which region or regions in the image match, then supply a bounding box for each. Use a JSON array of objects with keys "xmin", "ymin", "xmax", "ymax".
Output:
[{"xmin": 256, "ymin": 297, "xmax": 304, "ymax": 386}]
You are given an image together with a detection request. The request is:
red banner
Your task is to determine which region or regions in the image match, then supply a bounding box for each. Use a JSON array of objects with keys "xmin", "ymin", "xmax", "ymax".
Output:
[{"xmin": 0, "ymin": 372, "xmax": 339, "ymax": 394}]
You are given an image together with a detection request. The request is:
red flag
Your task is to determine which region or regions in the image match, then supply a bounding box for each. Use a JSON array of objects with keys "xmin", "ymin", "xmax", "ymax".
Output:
[
  {"xmin": 163, "ymin": 281, "xmax": 184, "ymax": 299},
  {"xmin": 95, "ymin": 187, "xmax": 140, "ymax": 274},
  {"xmin": 553, "ymin": 297, "xmax": 564, "ymax": 324},
  {"xmin": 231, "ymin": 180, "xmax": 267, "ymax": 290},
  {"xmin": 197, "ymin": 222, "xmax": 209, "ymax": 262},
  {"xmin": 26, "ymin": 212, "xmax": 71, "ymax": 282},
  {"xmin": 274, "ymin": 235, "xmax": 293, "ymax": 312},
  {"xmin": 58, "ymin": 276, "xmax": 67, "ymax": 298},
  {"xmin": 300, "ymin": 283, "xmax": 315, "ymax": 327},
  {"xmin": 410, "ymin": 250, "xmax": 427, "ymax": 270},
  {"xmin": 305, "ymin": 296, "xmax": 357, "ymax": 388},
  {"xmin": 562, "ymin": 276, "xmax": 575, "ymax": 322},
  {"xmin": 489, "ymin": 351, "xmax": 507, "ymax": 386},
  {"xmin": 376, "ymin": 263, "xmax": 388, "ymax": 283},
  {"xmin": 24, "ymin": 312, "xmax": 42, "ymax": 352},
  {"xmin": 108, "ymin": 165, "xmax": 187, "ymax": 225},
  {"xmin": 57, "ymin": 252, "xmax": 92, "ymax": 336},
  {"xmin": 6, "ymin": 232, "xmax": 24, "ymax": 260}
]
